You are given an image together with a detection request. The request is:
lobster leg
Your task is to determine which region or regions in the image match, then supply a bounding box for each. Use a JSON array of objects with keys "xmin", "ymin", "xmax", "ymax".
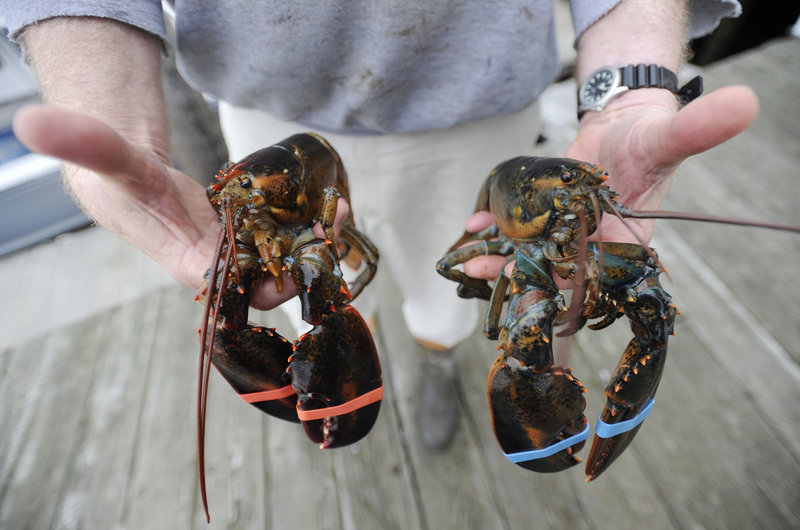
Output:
[
  {"xmin": 436, "ymin": 236, "xmax": 516, "ymax": 300},
  {"xmin": 338, "ymin": 223, "xmax": 379, "ymax": 300},
  {"xmin": 488, "ymin": 248, "xmax": 589, "ymax": 472},
  {"xmin": 584, "ymin": 272, "xmax": 676, "ymax": 480}
]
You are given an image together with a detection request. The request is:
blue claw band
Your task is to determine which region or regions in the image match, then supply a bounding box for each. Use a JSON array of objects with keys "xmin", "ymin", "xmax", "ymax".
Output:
[
  {"xmin": 503, "ymin": 422, "xmax": 590, "ymax": 463},
  {"xmin": 595, "ymin": 399, "xmax": 655, "ymax": 439}
]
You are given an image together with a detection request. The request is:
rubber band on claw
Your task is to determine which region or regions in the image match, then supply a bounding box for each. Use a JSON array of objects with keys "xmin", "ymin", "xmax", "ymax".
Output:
[
  {"xmin": 238, "ymin": 384, "xmax": 296, "ymax": 404},
  {"xmin": 296, "ymin": 386, "xmax": 383, "ymax": 422},
  {"xmin": 503, "ymin": 423, "xmax": 590, "ymax": 463},
  {"xmin": 595, "ymin": 399, "xmax": 655, "ymax": 438}
]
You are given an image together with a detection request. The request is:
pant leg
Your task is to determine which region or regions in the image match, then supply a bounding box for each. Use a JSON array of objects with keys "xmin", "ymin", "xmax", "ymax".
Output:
[{"xmin": 218, "ymin": 102, "xmax": 541, "ymax": 347}]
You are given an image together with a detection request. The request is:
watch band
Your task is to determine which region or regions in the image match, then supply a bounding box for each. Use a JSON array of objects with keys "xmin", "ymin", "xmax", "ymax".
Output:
[
  {"xmin": 622, "ymin": 64, "xmax": 677, "ymax": 92},
  {"xmin": 577, "ymin": 63, "xmax": 703, "ymax": 119},
  {"xmin": 621, "ymin": 64, "xmax": 704, "ymax": 103}
]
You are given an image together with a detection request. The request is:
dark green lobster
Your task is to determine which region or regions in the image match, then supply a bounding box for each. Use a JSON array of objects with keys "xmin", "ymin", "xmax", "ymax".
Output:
[
  {"xmin": 436, "ymin": 156, "xmax": 800, "ymax": 481},
  {"xmin": 196, "ymin": 134, "xmax": 380, "ymax": 520}
]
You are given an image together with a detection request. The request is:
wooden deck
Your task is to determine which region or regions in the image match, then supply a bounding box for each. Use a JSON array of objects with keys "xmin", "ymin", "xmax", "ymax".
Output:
[{"xmin": 1, "ymin": 38, "xmax": 799, "ymax": 530}]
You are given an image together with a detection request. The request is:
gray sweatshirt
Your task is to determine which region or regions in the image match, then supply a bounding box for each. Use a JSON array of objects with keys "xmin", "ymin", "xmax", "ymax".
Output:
[{"xmin": 1, "ymin": 0, "xmax": 739, "ymax": 134}]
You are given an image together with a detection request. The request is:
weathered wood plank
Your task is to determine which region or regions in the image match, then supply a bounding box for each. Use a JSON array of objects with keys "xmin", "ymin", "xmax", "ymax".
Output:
[
  {"xmin": 330, "ymin": 360, "xmax": 423, "ymax": 530},
  {"xmin": 0, "ymin": 318, "xmax": 104, "ymax": 529},
  {"xmin": 662, "ymin": 38, "xmax": 800, "ymax": 363},
  {"xmin": 48, "ymin": 291, "xmax": 163, "ymax": 529},
  {"xmin": 122, "ymin": 288, "xmax": 199, "ymax": 529},
  {"xmin": 654, "ymin": 226, "xmax": 800, "ymax": 451},
  {"xmin": 375, "ymin": 292, "xmax": 513, "ymax": 530},
  {"xmin": 266, "ymin": 414, "xmax": 342, "ymax": 530},
  {"xmin": 0, "ymin": 337, "xmax": 47, "ymax": 514},
  {"xmin": 0, "ymin": 226, "xmax": 174, "ymax": 349}
]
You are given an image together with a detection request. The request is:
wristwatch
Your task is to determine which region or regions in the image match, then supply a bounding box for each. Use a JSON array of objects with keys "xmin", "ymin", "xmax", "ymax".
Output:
[{"xmin": 577, "ymin": 64, "xmax": 703, "ymax": 119}]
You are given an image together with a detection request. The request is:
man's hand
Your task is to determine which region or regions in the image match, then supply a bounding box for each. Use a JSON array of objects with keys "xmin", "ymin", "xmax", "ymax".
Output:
[
  {"xmin": 14, "ymin": 104, "xmax": 219, "ymax": 284},
  {"xmin": 14, "ymin": 104, "xmax": 349, "ymax": 309},
  {"xmin": 459, "ymin": 0, "xmax": 758, "ymax": 283},
  {"xmin": 14, "ymin": 17, "xmax": 350, "ymax": 310},
  {"xmin": 461, "ymin": 86, "xmax": 759, "ymax": 281},
  {"xmin": 565, "ymin": 85, "xmax": 759, "ymax": 244}
]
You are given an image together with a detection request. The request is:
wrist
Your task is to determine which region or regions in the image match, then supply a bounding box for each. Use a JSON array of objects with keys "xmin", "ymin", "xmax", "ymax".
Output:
[
  {"xmin": 575, "ymin": 0, "xmax": 689, "ymax": 81},
  {"xmin": 579, "ymin": 85, "xmax": 681, "ymax": 125}
]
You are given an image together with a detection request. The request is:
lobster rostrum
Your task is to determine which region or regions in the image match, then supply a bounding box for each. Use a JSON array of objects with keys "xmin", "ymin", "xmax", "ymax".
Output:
[
  {"xmin": 436, "ymin": 156, "xmax": 800, "ymax": 481},
  {"xmin": 196, "ymin": 133, "xmax": 381, "ymax": 520}
]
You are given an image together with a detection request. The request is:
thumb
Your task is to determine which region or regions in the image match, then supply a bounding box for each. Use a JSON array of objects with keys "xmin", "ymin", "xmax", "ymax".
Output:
[
  {"xmin": 660, "ymin": 85, "xmax": 759, "ymax": 165},
  {"xmin": 12, "ymin": 104, "xmax": 167, "ymax": 195}
]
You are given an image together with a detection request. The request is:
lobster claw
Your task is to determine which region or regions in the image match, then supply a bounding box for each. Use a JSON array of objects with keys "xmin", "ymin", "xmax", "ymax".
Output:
[
  {"xmin": 208, "ymin": 323, "xmax": 299, "ymax": 422},
  {"xmin": 585, "ymin": 282, "xmax": 675, "ymax": 480},
  {"xmin": 488, "ymin": 354, "xmax": 588, "ymax": 472},
  {"xmin": 584, "ymin": 339, "xmax": 667, "ymax": 480},
  {"xmin": 290, "ymin": 305, "xmax": 382, "ymax": 448},
  {"xmin": 201, "ymin": 252, "xmax": 300, "ymax": 423}
]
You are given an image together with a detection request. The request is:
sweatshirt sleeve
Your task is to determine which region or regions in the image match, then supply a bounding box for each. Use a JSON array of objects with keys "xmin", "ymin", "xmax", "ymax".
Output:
[
  {"xmin": 570, "ymin": 0, "xmax": 742, "ymax": 42},
  {"xmin": 0, "ymin": 0, "xmax": 166, "ymax": 42}
]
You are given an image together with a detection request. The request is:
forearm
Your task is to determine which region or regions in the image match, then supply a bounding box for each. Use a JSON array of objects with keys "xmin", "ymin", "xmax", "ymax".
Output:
[
  {"xmin": 14, "ymin": 16, "xmax": 201, "ymax": 273},
  {"xmin": 576, "ymin": 0, "xmax": 689, "ymax": 112},
  {"xmin": 19, "ymin": 17, "xmax": 169, "ymax": 162}
]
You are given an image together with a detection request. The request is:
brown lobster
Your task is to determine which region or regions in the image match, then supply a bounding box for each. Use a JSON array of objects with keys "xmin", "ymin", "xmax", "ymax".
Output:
[
  {"xmin": 436, "ymin": 156, "xmax": 800, "ymax": 481},
  {"xmin": 196, "ymin": 133, "xmax": 381, "ymax": 521}
]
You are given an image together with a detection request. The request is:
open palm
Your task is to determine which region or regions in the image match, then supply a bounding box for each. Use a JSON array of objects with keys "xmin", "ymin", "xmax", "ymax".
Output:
[
  {"xmin": 13, "ymin": 105, "xmax": 344, "ymax": 309},
  {"xmin": 462, "ymin": 86, "xmax": 759, "ymax": 281}
]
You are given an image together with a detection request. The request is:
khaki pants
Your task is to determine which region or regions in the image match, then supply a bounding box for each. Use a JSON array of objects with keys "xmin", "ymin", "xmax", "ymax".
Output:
[{"xmin": 218, "ymin": 102, "xmax": 541, "ymax": 348}]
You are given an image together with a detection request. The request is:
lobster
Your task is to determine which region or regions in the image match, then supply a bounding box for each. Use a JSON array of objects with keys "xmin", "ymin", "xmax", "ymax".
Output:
[
  {"xmin": 196, "ymin": 133, "xmax": 381, "ymax": 521},
  {"xmin": 436, "ymin": 156, "xmax": 800, "ymax": 481}
]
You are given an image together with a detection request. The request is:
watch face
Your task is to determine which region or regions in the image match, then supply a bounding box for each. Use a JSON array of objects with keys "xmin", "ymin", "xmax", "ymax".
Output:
[{"xmin": 582, "ymin": 69, "xmax": 616, "ymax": 103}]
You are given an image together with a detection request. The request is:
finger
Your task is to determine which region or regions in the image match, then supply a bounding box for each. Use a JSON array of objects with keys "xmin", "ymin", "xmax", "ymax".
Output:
[
  {"xmin": 13, "ymin": 104, "xmax": 165, "ymax": 194},
  {"xmin": 250, "ymin": 274, "xmax": 299, "ymax": 311},
  {"xmin": 460, "ymin": 210, "xmax": 502, "ymax": 280},
  {"xmin": 660, "ymin": 85, "xmax": 759, "ymax": 165},
  {"xmin": 465, "ymin": 210, "xmax": 494, "ymax": 233},
  {"xmin": 463, "ymin": 254, "xmax": 507, "ymax": 280}
]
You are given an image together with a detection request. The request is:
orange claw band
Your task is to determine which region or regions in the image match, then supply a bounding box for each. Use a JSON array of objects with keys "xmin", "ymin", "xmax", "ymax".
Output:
[
  {"xmin": 238, "ymin": 384, "xmax": 296, "ymax": 403},
  {"xmin": 296, "ymin": 386, "xmax": 383, "ymax": 421}
]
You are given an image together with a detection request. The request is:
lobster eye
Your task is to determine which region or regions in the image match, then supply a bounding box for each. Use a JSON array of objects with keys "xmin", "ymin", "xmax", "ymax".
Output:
[
  {"xmin": 560, "ymin": 171, "xmax": 574, "ymax": 184},
  {"xmin": 240, "ymin": 177, "xmax": 252, "ymax": 189}
]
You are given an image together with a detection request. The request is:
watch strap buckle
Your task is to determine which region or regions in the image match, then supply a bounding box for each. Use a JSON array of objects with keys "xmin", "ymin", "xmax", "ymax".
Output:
[{"xmin": 677, "ymin": 75, "xmax": 703, "ymax": 104}]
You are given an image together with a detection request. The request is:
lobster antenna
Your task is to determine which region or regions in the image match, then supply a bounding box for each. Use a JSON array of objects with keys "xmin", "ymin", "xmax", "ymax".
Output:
[
  {"xmin": 590, "ymin": 193, "xmax": 605, "ymax": 277},
  {"xmin": 197, "ymin": 207, "xmax": 238, "ymax": 523},
  {"xmin": 621, "ymin": 209, "xmax": 800, "ymax": 234},
  {"xmin": 197, "ymin": 226, "xmax": 228, "ymax": 523}
]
